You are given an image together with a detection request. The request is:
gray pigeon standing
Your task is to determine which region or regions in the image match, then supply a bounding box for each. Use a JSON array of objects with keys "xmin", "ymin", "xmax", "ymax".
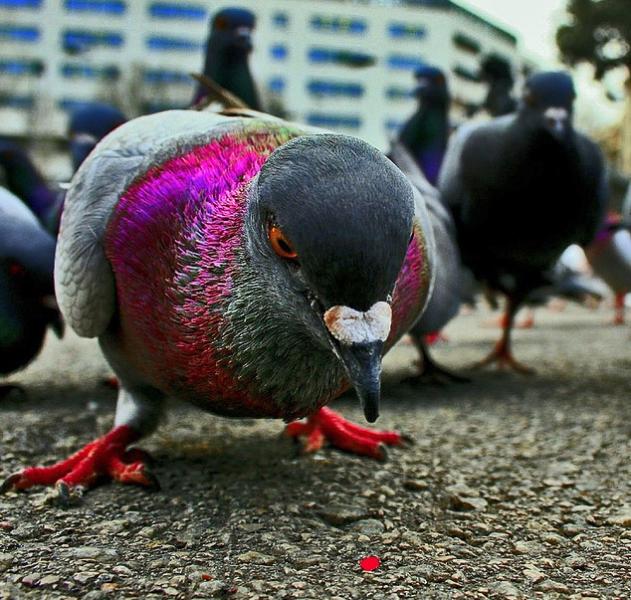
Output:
[
  {"xmin": 2, "ymin": 110, "xmax": 437, "ymax": 498},
  {"xmin": 439, "ymin": 71, "xmax": 607, "ymax": 373},
  {"xmin": 389, "ymin": 141, "xmax": 465, "ymax": 383}
]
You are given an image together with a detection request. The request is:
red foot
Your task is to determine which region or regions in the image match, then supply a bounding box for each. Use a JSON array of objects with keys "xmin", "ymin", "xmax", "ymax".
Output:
[
  {"xmin": 472, "ymin": 340, "xmax": 535, "ymax": 375},
  {"xmin": 613, "ymin": 293, "xmax": 626, "ymax": 326},
  {"xmin": 1, "ymin": 425, "xmax": 156, "ymax": 498},
  {"xmin": 486, "ymin": 313, "xmax": 534, "ymax": 329},
  {"xmin": 424, "ymin": 331, "xmax": 449, "ymax": 345},
  {"xmin": 285, "ymin": 407, "xmax": 405, "ymax": 460}
]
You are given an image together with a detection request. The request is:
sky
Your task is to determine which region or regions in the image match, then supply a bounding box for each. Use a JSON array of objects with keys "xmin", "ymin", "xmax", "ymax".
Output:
[{"xmin": 454, "ymin": 0, "xmax": 568, "ymax": 64}]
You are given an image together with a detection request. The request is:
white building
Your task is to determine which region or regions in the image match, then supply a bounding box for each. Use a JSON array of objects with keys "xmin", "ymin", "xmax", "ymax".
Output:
[{"xmin": 0, "ymin": 0, "xmax": 526, "ymax": 155}]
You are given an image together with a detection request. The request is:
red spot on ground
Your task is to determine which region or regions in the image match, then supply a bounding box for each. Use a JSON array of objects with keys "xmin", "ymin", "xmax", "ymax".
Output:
[
  {"xmin": 201, "ymin": 574, "xmax": 212, "ymax": 581},
  {"xmin": 360, "ymin": 555, "xmax": 381, "ymax": 571}
]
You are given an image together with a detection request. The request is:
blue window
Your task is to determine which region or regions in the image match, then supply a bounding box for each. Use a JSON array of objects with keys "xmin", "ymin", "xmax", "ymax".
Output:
[
  {"xmin": 386, "ymin": 86, "xmax": 415, "ymax": 100},
  {"xmin": 0, "ymin": 0, "xmax": 42, "ymax": 8},
  {"xmin": 143, "ymin": 69, "xmax": 192, "ymax": 85},
  {"xmin": 148, "ymin": 2, "xmax": 206, "ymax": 20},
  {"xmin": 307, "ymin": 80, "xmax": 364, "ymax": 98},
  {"xmin": 272, "ymin": 12, "xmax": 288, "ymax": 29},
  {"xmin": 388, "ymin": 23, "xmax": 426, "ymax": 39},
  {"xmin": 63, "ymin": 30, "xmax": 124, "ymax": 50},
  {"xmin": 268, "ymin": 77, "xmax": 285, "ymax": 94},
  {"xmin": 453, "ymin": 32, "xmax": 480, "ymax": 54},
  {"xmin": 385, "ymin": 119, "xmax": 403, "ymax": 133},
  {"xmin": 0, "ymin": 25, "xmax": 39, "ymax": 42},
  {"xmin": 306, "ymin": 113, "xmax": 362, "ymax": 130},
  {"xmin": 61, "ymin": 63, "xmax": 120, "ymax": 80},
  {"xmin": 270, "ymin": 44, "xmax": 287, "ymax": 61},
  {"xmin": 387, "ymin": 54, "xmax": 424, "ymax": 70},
  {"xmin": 146, "ymin": 35, "xmax": 201, "ymax": 51},
  {"xmin": 0, "ymin": 58, "xmax": 43, "ymax": 76},
  {"xmin": 308, "ymin": 47, "xmax": 374, "ymax": 67},
  {"xmin": 310, "ymin": 15, "xmax": 366, "ymax": 34},
  {"xmin": 452, "ymin": 64, "xmax": 480, "ymax": 82},
  {"xmin": 0, "ymin": 94, "xmax": 34, "ymax": 109},
  {"xmin": 64, "ymin": 0, "xmax": 125, "ymax": 14}
]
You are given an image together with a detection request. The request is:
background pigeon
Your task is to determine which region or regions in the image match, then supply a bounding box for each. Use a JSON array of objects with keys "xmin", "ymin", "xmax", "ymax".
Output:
[
  {"xmin": 397, "ymin": 65, "xmax": 451, "ymax": 186},
  {"xmin": 585, "ymin": 215, "xmax": 631, "ymax": 325},
  {"xmin": 389, "ymin": 140, "xmax": 466, "ymax": 383},
  {"xmin": 0, "ymin": 139, "xmax": 62, "ymax": 235},
  {"xmin": 0, "ymin": 187, "xmax": 61, "ymax": 397},
  {"xmin": 2, "ymin": 110, "xmax": 436, "ymax": 497},
  {"xmin": 439, "ymin": 71, "xmax": 607, "ymax": 373},
  {"xmin": 67, "ymin": 102, "xmax": 127, "ymax": 172},
  {"xmin": 193, "ymin": 8, "xmax": 261, "ymax": 110},
  {"xmin": 479, "ymin": 54, "xmax": 517, "ymax": 117}
]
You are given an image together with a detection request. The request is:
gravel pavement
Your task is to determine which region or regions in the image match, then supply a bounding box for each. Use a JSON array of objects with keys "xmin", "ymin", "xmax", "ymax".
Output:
[{"xmin": 1, "ymin": 303, "xmax": 630, "ymax": 599}]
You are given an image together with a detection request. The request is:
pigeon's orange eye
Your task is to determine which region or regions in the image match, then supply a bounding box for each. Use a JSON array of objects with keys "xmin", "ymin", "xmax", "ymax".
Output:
[{"xmin": 268, "ymin": 225, "xmax": 298, "ymax": 260}]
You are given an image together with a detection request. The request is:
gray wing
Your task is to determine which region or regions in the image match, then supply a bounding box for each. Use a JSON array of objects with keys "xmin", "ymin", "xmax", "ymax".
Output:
[
  {"xmin": 55, "ymin": 110, "xmax": 255, "ymax": 338},
  {"xmin": 588, "ymin": 229, "xmax": 631, "ymax": 292},
  {"xmin": 389, "ymin": 142, "xmax": 461, "ymax": 334},
  {"xmin": 0, "ymin": 186, "xmax": 55, "ymax": 282}
]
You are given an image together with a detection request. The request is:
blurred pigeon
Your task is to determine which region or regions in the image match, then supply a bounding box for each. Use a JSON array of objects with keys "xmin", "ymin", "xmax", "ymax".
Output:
[
  {"xmin": 68, "ymin": 102, "xmax": 127, "ymax": 172},
  {"xmin": 0, "ymin": 187, "xmax": 61, "ymax": 397},
  {"xmin": 2, "ymin": 110, "xmax": 436, "ymax": 497},
  {"xmin": 480, "ymin": 54, "xmax": 516, "ymax": 117},
  {"xmin": 193, "ymin": 8, "xmax": 261, "ymax": 109},
  {"xmin": 0, "ymin": 139, "xmax": 63, "ymax": 235},
  {"xmin": 439, "ymin": 71, "xmax": 607, "ymax": 373},
  {"xmin": 398, "ymin": 65, "xmax": 451, "ymax": 186},
  {"xmin": 585, "ymin": 216, "xmax": 631, "ymax": 325},
  {"xmin": 389, "ymin": 141, "xmax": 466, "ymax": 383}
]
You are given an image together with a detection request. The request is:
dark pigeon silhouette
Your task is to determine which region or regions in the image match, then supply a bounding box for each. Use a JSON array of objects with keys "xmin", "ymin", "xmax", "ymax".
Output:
[
  {"xmin": 439, "ymin": 71, "xmax": 607, "ymax": 372},
  {"xmin": 0, "ymin": 139, "xmax": 62, "ymax": 235},
  {"xmin": 193, "ymin": 7, "xmax": 261, "ymax": 109},
  {"xmin": 0, "ymin": 187, "xmax": 61, "ymax": 397},
  {"xmin": 68, "ymin": 102, "xmax": 127, "ymax": 172},
  {"xmin": 398, "ymin": 65, "xmax": 451, "ymax": 186},
  {"xmin": 480, "ymin": 54, "xmax": 516, "ymax": 117}
]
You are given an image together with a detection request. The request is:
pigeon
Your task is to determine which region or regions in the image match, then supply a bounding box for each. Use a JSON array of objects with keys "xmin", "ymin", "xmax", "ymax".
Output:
[
  {"xmin": 585, "ymin": 215, "xmax": 631, "ymax": 325},
  {"xmin": 193, "ymin": 8, "xmax": 261, "ymax": 110},
  {"xmin": 0, "ymin": 187, "xmax": 61, "ymax": 397},
  {"xmin": 68, "ymin": 102, "xmax": 127, "ymax": 172},
  {"xmin": 397, "ymin": 65, "xmax": 451, "ymax": 186},
  {"xmin": 0, "ymin": 139, "xmax": 63, "ymax": 235},
  {"xmin": 388, "ymin": 141, "xmax": 466, "ymax": 383},
  {"xmin": 439, "ymin": 71, "xmax": 607, "ymax": 373},
  {"xmin": 479, "ymin": 54, "xmax": 517, "ymax": 117},
  {"xmin": 2, "ymin": 110, "xmax": 436, "ymax": 497}
]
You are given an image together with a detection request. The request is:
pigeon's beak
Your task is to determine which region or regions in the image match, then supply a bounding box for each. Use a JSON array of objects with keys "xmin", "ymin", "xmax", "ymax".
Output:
[{"xmin": 324, "ymin": 302, "xmax": 392, "ymax": 423}]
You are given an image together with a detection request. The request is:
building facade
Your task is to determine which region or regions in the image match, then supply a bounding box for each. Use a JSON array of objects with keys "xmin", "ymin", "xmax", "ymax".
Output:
[{"xmin": 0, "ymin": 0, "xmax": 525, "ymax": 153}]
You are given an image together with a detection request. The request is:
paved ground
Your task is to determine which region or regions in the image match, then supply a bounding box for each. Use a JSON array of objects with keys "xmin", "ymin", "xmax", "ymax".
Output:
[{"xmin": 0, "ymin": 303, "xmax": 630, "ymax": 599}]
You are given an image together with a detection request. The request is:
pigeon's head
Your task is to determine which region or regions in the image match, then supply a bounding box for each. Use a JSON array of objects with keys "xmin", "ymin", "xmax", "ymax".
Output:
[
  {"xmin": 414, "ymin": 65, "xmax": 450, "ymax": 105},
  {"xmin": 248, "ymin": 134, "xmax": 416, "ymax": 422},
  {"xmin": 521, "ymin": 71, "xmax": 576, "ymax": 140},
  {"xmin": 68, "ymin": 102, "xmax": 127, "ymax": 172},
  {"xmin": 211, "ymin": 7, "xmax": 256, "ymax": 54}
]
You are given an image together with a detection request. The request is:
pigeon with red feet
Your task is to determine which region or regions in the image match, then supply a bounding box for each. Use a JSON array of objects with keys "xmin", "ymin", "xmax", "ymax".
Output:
[
  {"xmin": 2, "ymin": 110, "xmax": 435, "ymax": 499},
  {"xmin": 0, "ymin": 187, "xmax": 62, "ymax": 398},
  {"xmin": 439, "ymin": 71, "xmax": 606, "ymax": 374}
]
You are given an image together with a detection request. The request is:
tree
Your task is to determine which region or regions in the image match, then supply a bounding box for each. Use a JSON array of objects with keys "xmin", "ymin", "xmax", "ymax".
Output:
[{"xmin": 556, "ymin": 0, "xmax": 631, "ymax": 79}]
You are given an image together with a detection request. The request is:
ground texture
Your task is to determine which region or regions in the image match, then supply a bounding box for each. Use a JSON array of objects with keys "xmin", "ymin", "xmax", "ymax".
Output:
[{"xmin": 0, "ymin": 304, "xmax": 630, "ymax": 599}]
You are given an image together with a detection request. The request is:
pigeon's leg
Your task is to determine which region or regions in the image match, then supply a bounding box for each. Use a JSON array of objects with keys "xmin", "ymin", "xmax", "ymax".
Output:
[
  {"xmin": 424, "ymin": 331, "xmax": 449, "ymax": 345},
  {"xmin": 473, "ymin": 296, "xmax": 535, "ymax": 375},
  {"xmin": 405, "ymin": 333, "xmax": 469, "ymax": 386},
  {"xmin": 516, "ymin": 308, "xmax": 535, "ymax": 329},
  {"xmin": 613, "ymin": 292, "xmax": 626, "ymax": 325},
  {"xmin": 1, "ymin": 385, "xmax": 164, "ymax": 499},
  {"xmin": 285, "ymin": 407, "xmax": 405, "ymax": 460}
]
